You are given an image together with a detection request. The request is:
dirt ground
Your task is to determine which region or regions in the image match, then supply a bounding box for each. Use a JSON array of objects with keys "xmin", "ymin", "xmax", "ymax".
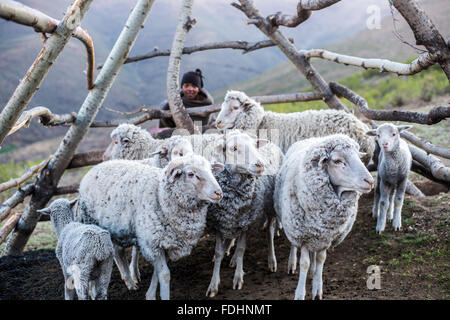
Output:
[{"xmin": 0, "ymin": 181, "xmax": 448, "ymax": 300}]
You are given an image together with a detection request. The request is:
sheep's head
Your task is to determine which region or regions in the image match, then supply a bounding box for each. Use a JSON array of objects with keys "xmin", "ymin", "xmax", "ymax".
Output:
[
  {"xmin": 37, "ymin": 198, "xmax": 77, "ymax": 227},
  {"xmin": 151, "ymin": 137, "xmax": 194, "ymax": 165},
  {"xmin": 213, "ymin": 130, "xmax": 268, "ymax": 175},
  {"xmin": 215, "ymin": 90, "xmax": 261, "ymax": 131},
  {"xmin": 366, "ymin": 123, "xmax": 411, "ymax": 153},
  {"xmin": 315, "ymin": 136, "xmax": 374, "ymax": 197},
  {"xmin": 103, "ymin": 124, "xmax": 152, "ymax": 161},
  {"xmin": 165, "ymin": 154, "xmax": 224, "ymax": 203}
]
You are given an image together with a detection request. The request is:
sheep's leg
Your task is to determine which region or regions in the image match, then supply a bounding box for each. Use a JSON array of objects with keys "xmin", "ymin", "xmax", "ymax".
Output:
[
  {"xmin": 387, "ymin": 188, "xmax": 396, "ymax": 221},
  {"xmin": 63, "ymin": 271, "xmax": 75, "ymax": 300},
  {"xmin": 225, "ymin": 238, "xmax": 235, "ymax": 257},
  {"xmin": 206, "ymin": 233, "xmax": 226, "ymax": 298},
  {"xmin": 151, "ymin": 251, "xmax": 171, "ymax": 300},
  {"xmin": 75, "ymin": 272, "xmax": 90, "ymax": 300},
  {"xmin": 392, "ymin": 179, "xmax": 407, "ymax": 231},
  {"xmin": 311, "ymin": 249, "xmax": 327, "ymax": 300},
  {"xmin": 92, "ymin": 257, "xmax": 114, "ymax": 300},
  {"xmin": 233, "ymin": 232, "xmax": 247, "ymax": 290},
  {"xmin": 267, "ymin": 217, "xmax": 277, "ymax": 272},
  {"xmin": 113, "ymin": 245, "xmax": 138, "ymax": 290},
  {"xmin": 229, "ymin": 239, "xmax": 238, "ymax": 267},
  {"xmin": 287, "ymin": 245, "xmax": 298, "ymax": 274},
  {"xmin": 129, "ymin": 246, "xmax": 141, "ymax": 284},
  {"xmin": 308, "ymin": 251, "xmax": 316, "ymax": 279},
  {"xmin": 294, "ymin": 246, "xmax": 310, "ymax": 300},
  {"xmin": 146, "ymin": 271, "xmax": 159, "ymax": 300},
  {"xmin": 372, "ymin": 175, "xmax": 380, "ymax": 219},
  {"xmin": 376, "ymin": 181, "xmax": 392, "ymax": 234}
]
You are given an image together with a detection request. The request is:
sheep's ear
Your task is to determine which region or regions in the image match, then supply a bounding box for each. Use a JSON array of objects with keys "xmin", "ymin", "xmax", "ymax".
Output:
[
  {"xmin": 121, "ymin": 137, "xmax": 131, "ymax": 144},
  {"xmin": 358, "ymin": 152, "xmax": 367, "ymax": 159},
  {"xmin": 167, "ymin": 164, "xmax": 184, "ymax": 183},
  {"xmin": 69, "ymin": 199, "xmax": 77, "ymax": 209},
  {"xmin": 256, "ymin": 139, "xmax": 270, "ymax": 148},
  {"xmin": 366, "ymin": 129, "xmax": 377, "ymax": 136},
  {"xmin": 318, "ymin": 154, "xmax": 329, "ymax": 168},
  {"xmin": 37, "ymin": 208, "xmax": 51, "ymax": 215},
  {"xmin": 151, "ymin": 145, "xmax": 168, "ymax": 158},
  {"xmin": 397, "ymin": 125, "xmax": 412, "ymax": 132},
  {"xmin": 211, "ymin": 162, "xmax": 225, "ymax": 174},
  {"xmin": 242, "ymin": 101, "xmax": 252, "ymax": 110}
]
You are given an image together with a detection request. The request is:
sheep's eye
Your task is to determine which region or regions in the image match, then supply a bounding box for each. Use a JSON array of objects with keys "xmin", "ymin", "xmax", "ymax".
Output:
[
  {"xmin": 187, "ymin": 172, "xmax": 195, "ymax": 178},
  {"xmin": 233, "ymin": 105, "xmax": 240, "ymax": 110},
  {"xmin": 232, "ymin": 145, "xmax": 238, "ymax": 152},
  {"xmin": 179, "ymin": 152, "xmax": 183, "ymax": 157},
  {"xmin": 334, "ymin": 159, "xmax": 344, "ymax": 165},
  {"xmin": 392, "ymin": 133, "xmax": 396, "ymax": 136}
]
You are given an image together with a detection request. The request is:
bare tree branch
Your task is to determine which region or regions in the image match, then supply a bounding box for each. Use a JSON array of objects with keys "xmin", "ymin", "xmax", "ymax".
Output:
[
  {"xmin": 67, "ymin": 150, "xmax": 104, "ymax": 169},
  {"xmin": 409, "ymin": 144, "xmax": 450, "ymax": 183},
  {"xmin": 55, "ymin": 184, "xmax": 79, "ymax": 195},
  {"xmin": 4, "ymin": 0, "xmax": 156, "ymax": 256},
  {"xmin": 166, "ymin": 0, "xmax": 198, "ymax": 134},
  {"xmin": 329, "ymin": 81, "xmax": 450, "ymax": 125},
  {"xmin": 392, "ymin": 0, "xmax": 450, "ymax": 80},
  {"xmin": 0, "ymin": 0, "xmax": 94, "ymax": 148},
  {"xmin": 0, "ymin": 157, "xmax": 51, "ymax": 193},
  {"xmin": 0, "ymin": 0, "xmax": 95, "ymax": 90},
  {"xmin": 97, "ymin": 40, "xmax": 277, "ymax": 68},
  {"xmin": 401, "ymin": 131, "xmax": 450, "ymax": 159},
  {"xmin": 0, "ymin": 184, "xmax": 34, "ymax": 223},
  {"xmin": 0, "ymin": 212, "xmax": 21, "ymax": 245},
  {"xmin": 300, "ymin": 48, "xmax": 438, "ymax": 75},
  {"xmin": 233, "ymin": 0, "xmax": 348, "ymax": 112}
]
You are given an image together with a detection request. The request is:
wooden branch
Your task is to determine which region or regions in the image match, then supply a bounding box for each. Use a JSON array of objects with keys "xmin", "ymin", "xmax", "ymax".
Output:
[
  {"xmin": 99, "ymin": 40, "xmax": 276, "ymax": 68},
  {"xmin": 234, "ymin": 0, "xmax": 348, "ymax": 112},
  {"xmin": 55, "ymin": 184, "xmax": 79, "ymax": 195},
  {"xmin": 0, "ymin": 0, "xmax": 95, "ymax": 90},
  {"xmin": 0, "ymin": 184, "xmax": 34, "ymax": 223},
  {"xmin": 3, "ymin": 0, "xmax": 156, "ymax": 256},
  {"xmin": 392, "ymin": 0, "xmax": 450, "ymax": 80},
  {"xmin": 67, "ymin": 150, "xmax": 104, "ymax": 169},
  {"xmin": 0, "ymin": 0, "xmax": 94, "ymax": 148},
  {"xmin": 0, "ymin": 212, "xmax": 21, "ymax": 245},
  {"xmin": 300, "ymin": 49, "xmax": 438, "ymax": 75},
  {"xmin": 329, "ymin": 81, "xmax": 450, "ymax": 125},
  {"xmin": 166, "ymin": 0, "xmax": 197, "ymax": 134},
  {"xmin": 409, "ymin": 144, "xmax": 450, "ymax": 183},
  {"xmin": 400, "ymin": 131, "xmax": 450, "ymax": 159},
  {"xmin": 0, "ymin": 157, "xmax": 50, "ymax": 193}
]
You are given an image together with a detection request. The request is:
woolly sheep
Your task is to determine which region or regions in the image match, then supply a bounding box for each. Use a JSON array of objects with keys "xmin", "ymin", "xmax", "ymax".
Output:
[
  {"xmin": 274, "ymin": 134, "xmax": 374, "ymax": 300},
  {"xmin": 366, "ymin": 124, "xmax": 412, "ymax": 233},
  {"xmin": 37, "ymin": 198, "xmax": 114, "ymax": 300},
  {"xmin": 78, "ymin": 155, "xmax": 224, "ymax": 300},
  {"xmin": 204, "ymin": 130, "xmax": 284, "ymax": 297},
  {"xmin": 215, "ymin": 90, "xmax": 375, "ymax": 164}
]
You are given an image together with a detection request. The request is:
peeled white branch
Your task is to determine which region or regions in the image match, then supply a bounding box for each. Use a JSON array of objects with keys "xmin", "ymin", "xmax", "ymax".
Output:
[
  {"xmin": 401, "ymin": 131, "xmax": 450, "ymax": 159},
  {"xmin": 0, "ymin": 212, "xmax": 22, "ymax": 245},
  {"xmin": 409, "ymin": 144, "xmax": 450, "ymax": 183},
  {"xmin": 300, "ymin": 49, "xmax": 437, "ymax": 75},
  {"xmin": 0, "ymin": 0, "xmax": 95, "ymax": 90},
  {"xmin": 0, "ymin": 157, "xmax": 51, "ymax": 193},
  {"xmin": 0, "ymin": 184, "xmax": 34, "ymax": 223}
]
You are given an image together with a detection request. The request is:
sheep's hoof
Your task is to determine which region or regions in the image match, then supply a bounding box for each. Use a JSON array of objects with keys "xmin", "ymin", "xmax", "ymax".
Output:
[
  {"xmin": 125, "ymin": 281, "xmax": 139, "ymax": 291},
  {"xmin": 206, "ymin": 286, "xmax": 218, "ymax": 298},
  {"xmin": 312, "ymin": 294, "xmax": 323, "ymax": 300},
  {"xmin": 229, "ymin": 259, "xmax": 236, "ymax": 268},
  {"xmin": 268, "ymin": 260, "xmax": 277, "ymax": 273},
  {"xmin": 287, "ymin": 265, "xmax": 296, "ymax": 274},
  {"xmin": 233, "ymin": 277, "xmax": 244, "ymax": 290}
]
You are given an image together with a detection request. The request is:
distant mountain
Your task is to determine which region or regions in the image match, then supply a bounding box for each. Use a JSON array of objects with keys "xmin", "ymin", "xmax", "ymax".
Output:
[
  {"xmin": 0, "ymin": 0, "xmax": 393, "ymax": 149},
  {"xmin": 215, "ymin": 0, "xmax": 450, "ymax": 99}
]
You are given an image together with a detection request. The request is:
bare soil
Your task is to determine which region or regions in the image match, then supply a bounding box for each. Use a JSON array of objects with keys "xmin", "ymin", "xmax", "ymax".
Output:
[{"xmin": 0, "ymin": 181, "xmax": 448, "ymax": 300}]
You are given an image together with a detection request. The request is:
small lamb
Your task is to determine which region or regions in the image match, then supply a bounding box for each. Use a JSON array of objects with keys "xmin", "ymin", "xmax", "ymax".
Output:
[
  {"xmin": 37, "ymin": 198, "xmax": 114, "ymax": 300},
  {"xmin": 274, "ymin": 134, "xmax": 374, "ymax": 300},
  {"xmin": 366, "ymin": 123, "xmax": 412, "ymax": 233}
]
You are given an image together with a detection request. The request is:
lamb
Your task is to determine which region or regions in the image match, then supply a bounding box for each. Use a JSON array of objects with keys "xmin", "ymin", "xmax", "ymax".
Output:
[
  {"xmin": 78, "ymin": 154, "xmax": 224, "ymax": 300},
  {"xmin": 37, "ymin": 198, "xmax": 114, "ymax": 300},
  {"xmin": 274, "ymin": 134, "xmax": 374, "ymax": 300},
  {"xmin": 215, "ymin": 90, "xmax": 375, "ymax": 164},
  {"xmin": 366, "ymin": 124, "xmax": 412, "ymax": 233},
  {"xmin": 204, "ymin": 130, "xmax": 284, "ymax": 297}
]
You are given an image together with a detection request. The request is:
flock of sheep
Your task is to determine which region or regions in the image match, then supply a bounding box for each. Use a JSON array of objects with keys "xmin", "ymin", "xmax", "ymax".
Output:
[{"xmin": 38, "ymin": 90, "xmax": 414, "ymax": 300}]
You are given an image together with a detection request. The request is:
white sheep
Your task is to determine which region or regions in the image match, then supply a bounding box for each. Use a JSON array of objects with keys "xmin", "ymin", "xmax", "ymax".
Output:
[
  {"xmin": 215, "ymin": 90, "xmax": 375, "ymax": 164},
  {"xmin": 366, "ymin": 123, "xmax": 412, "ymax": 233},
  {"xmin": 78, "ymin": 154, "xmax": 224, "ymax": 300},
  {"xmin": 274, "ymin": 134, "xmax": 374, "ymax": 300},
  {"xmin": 37, "ymin": 198, "xmax": 114, "ymax": 300},
  {"xmin": 203, "ymin": 130, "xmax": 284, "ymax": 297}
]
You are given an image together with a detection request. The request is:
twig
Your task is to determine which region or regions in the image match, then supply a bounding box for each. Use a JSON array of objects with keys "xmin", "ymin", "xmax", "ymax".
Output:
[
  {"xmin": 329, "ymin": 81, "xmax": 450, "ymax": 125},
  {"xmin": 0, "ymin": 157, "xmax": 51, "ymax": 193},
  {"xmin": 409, "ymin": 144, "xmax": 450, "ymax": 183},
  {"xmin": 400, "ymin": 131, "xmax": 450, "ymax": 159},
  {"xmin": 0, "ymin": 212, "xmax": 21, "ymax": 245},
  {"xmin": 300, "ymin": 49, "xmax": 437, "ymax": 75},
  {"xmin": 0, "ymin": 184, "xmax": 34, "ymax": 223}
]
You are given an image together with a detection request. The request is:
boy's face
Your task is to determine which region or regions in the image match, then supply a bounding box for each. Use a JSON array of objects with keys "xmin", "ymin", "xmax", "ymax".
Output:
[{"xmin": 182, "ymin": 82, "xmax": 199, "ymax": 100}]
